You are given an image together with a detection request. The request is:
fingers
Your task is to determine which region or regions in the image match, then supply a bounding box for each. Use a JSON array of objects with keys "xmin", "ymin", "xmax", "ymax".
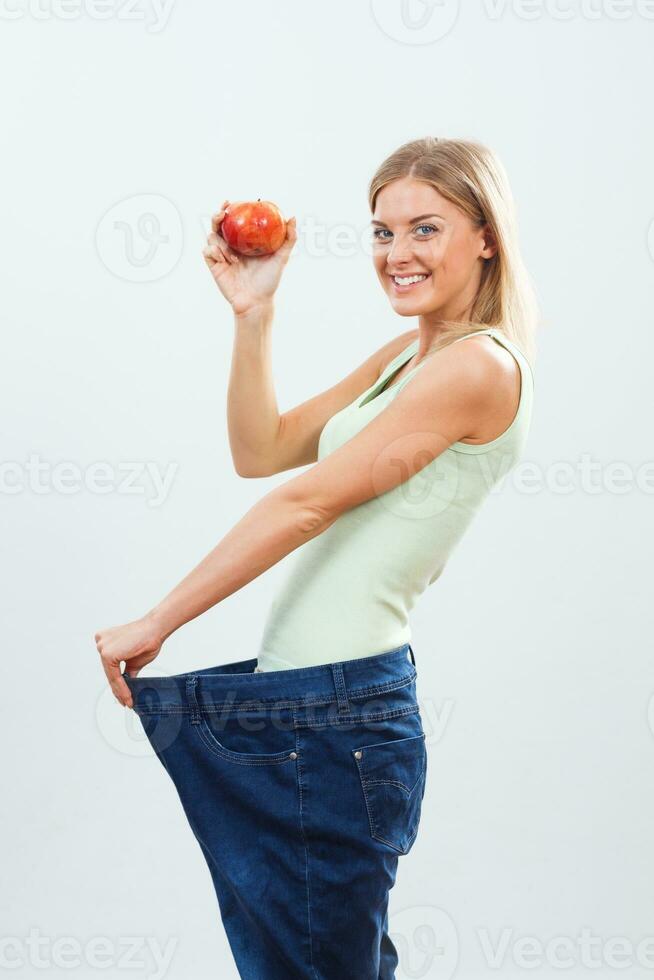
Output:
[
  {"xmin": 95, "ymin": 628, "xmax": 134, "ymax": 708},
  {"xmin": 202, "ymin": 243, "xmax": 224, "ymax": 269},
  {"xmin": 211, "ymin": 201, "xmax": 230, "ymax": 235},
  {"xmin": 207, "ymin": 231, "xmax": 232, "ymax": 253},
  {"xmin": 204, "ymin": 217, "xmax": 240, "ymax": 269},
  {"xmin": 276, "ymin": 215, "xmax": 298, "ymax": 259},
  {"xmin": 100, "ymin": 653, "xmax": 134, "ymax": 708},
  {"xmin": 123, "ymin": 650, "xmax": 152, "ymax": 678},
  {"xmin": 203, "ymin": 240, "xmax": 237, "ymax": 270}
]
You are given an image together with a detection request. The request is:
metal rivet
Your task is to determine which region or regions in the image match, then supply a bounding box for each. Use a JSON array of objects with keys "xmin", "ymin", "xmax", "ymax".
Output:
[
  {"xmin": 354, "ymin": 750, "xmax": 362, "ymax": 760},
  {"xmin": 289, "ymin": 751, "xmax": 297, "ymax": 760}
]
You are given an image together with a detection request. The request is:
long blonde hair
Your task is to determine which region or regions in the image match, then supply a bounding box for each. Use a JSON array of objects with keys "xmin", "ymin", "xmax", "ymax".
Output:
[{"xmin": 368, "ymin": 137, "xmax": 540, "ymax": 368}]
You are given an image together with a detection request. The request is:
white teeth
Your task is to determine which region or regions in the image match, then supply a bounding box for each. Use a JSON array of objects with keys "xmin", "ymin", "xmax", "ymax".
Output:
[{"xmin": 393, "ymin": 274, "xmax": 427, "ymax": 285}]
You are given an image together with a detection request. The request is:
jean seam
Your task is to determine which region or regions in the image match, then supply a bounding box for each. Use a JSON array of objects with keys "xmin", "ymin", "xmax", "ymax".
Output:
[
  {"xmin": 293, "ymin": 704, "xmax": 419, "ymax": 729},
  {"xmin": 292, "ymin": 709, "xmax": 320, "ymax": 979}
]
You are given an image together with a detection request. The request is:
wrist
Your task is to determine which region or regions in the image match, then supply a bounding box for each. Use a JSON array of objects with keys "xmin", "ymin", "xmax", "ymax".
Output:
[
  {"xmin": 233, "ymin": 301, "xmax": 274, "ymax": 326},
  {"xmin": 143, "ymin": 606, "xmax": 175, "ymax": 646}
]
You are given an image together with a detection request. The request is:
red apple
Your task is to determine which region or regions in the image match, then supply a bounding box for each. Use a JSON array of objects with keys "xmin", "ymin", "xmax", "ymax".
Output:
[{"xmin": 220, "ymin": 199, "xmax": 287, "ymax": 256}]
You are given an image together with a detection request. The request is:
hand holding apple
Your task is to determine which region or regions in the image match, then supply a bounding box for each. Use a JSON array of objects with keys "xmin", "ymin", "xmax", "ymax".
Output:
[
  {"xmin": 203, "ymin": 198, "xmax": 297, "ymax": 317},
  {"xmin": 221, "ymin": 199, "xmax": 287, "ymax": 256}
]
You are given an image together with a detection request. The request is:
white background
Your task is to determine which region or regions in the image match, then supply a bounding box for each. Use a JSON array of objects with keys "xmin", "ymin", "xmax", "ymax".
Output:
[{"xmin": 2, "ymin": 1, "xmax": 653, "ymax": 977}]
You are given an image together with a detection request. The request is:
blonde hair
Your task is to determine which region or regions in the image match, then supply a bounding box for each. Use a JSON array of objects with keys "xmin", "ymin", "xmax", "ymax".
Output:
[{"xmin": 368, "ymin": 137, "xmax": 540, "ymax": 368}]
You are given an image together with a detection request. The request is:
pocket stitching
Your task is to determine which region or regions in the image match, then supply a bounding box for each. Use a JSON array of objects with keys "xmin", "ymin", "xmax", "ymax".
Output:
[
  {"xmin": 194, "ymin": 715, "xmax": 296, "ymax": 766},
  {"xmin": 364, "ymin": 769, "xmax": 424, "ymax": 796},
  {"xmin": 353, "ymin": 733, "xmax": 427, "ymax": 854}
]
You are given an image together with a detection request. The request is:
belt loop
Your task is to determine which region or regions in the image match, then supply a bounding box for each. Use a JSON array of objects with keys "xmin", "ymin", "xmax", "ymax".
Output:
[
  {"xmin": 186, "ymin": 675, "xmax": 201, "ymax": 725},
  {"xmin": 330, "ymin": 662, "xmax": 350, "ymax": 714},
  {"xmin": 407, "ymin": 643, "xmax": 416, "ymax": 666}
]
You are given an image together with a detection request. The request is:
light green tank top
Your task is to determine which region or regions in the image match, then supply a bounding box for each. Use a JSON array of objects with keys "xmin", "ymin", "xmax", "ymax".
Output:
[{"xmin": 255, "ymin": 328, "xmax": 534, "ymax": 671}]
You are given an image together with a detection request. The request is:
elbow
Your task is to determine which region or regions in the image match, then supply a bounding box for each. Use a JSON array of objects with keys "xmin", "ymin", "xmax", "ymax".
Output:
[
  {"xmin": 276, "ymin": 475, "xmax": 341, "ymax": 533},
  {"xmin": 294, "ymin": 504, "xmax": 334, "ymax": 535},
  {"xmin": 277, "ymin": 486, "xmax": 336, "ymax": 535},
  {"xmin": 234, "ymin": 463, "xmax": 261, "ymax": 478},
  {"xmin": 233, "ymin": 457, "xmax": 275, "ymax": 479}
]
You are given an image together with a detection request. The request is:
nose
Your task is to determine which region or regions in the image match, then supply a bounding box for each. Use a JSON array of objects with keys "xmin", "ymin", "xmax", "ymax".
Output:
[{"xmin": 385, "ymin": 233, "xmax": 414, "ymax": 268}]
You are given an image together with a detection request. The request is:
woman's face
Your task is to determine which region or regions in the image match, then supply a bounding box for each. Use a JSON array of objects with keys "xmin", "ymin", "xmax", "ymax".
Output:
[{"xmin": 371, "ymin": 176, "xmax": 496, "ymax": 322}]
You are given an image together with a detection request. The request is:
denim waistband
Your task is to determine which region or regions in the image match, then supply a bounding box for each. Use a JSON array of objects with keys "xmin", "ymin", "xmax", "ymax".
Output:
[{"xmin": 122, "ymin": 643, "xmax": 417, "ymax": 715}]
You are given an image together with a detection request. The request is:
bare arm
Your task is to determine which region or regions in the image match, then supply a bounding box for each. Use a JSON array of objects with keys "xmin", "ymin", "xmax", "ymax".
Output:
[
  {"xmin": 227, "ymin": 302, "xmax": 281, "ymax": 476},
  {"xmin": 201, "ymin": 203, "xmax": 417, "ymax": 478},
  {"xmin": 95, "ymin": 485, "xmax": 336, "ymax": 707},
  {"xmin": 94, "ymin": 336, "xmax": 507, "ymax": 707},
  {"xmin": 228, "ymin": 319, "xmax": 420, "ymax": 478}
]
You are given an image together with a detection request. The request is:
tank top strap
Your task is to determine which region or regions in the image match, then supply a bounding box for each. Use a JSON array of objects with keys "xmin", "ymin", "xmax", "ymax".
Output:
[
  {"xmin": 450, "ymin": 327, "xmax": 497, "ymax": 344},
  {"xmin": 384, "ymin": 338, "xmax": 418, "ymax": 377},
  {"xmin": 363, "ymin": 328, "xmax": 534, "ymax": 408},
  {"xmin": 358, "ymin": 338, "xmax": 417, "ymax": 407},
  {"xmin": 450, "ymin": 327, "xmax": 518, "ymax": 352}
]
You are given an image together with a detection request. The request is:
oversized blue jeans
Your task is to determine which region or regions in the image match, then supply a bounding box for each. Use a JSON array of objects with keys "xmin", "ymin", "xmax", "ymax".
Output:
[{"xmin": 122, "ymin": 642, "xmax": 428, "ymax": 979}]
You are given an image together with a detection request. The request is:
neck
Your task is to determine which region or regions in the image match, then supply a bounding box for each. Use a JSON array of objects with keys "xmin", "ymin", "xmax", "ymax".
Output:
[{"xmin": 416, "ymin": 294, "xmax": 477, "ymax": 359}]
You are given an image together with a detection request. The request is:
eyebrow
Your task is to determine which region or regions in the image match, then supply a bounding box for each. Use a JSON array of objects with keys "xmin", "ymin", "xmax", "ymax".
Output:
[{"xmin": 370, "ymin": 213, "xmax": 444, "ymax": 227}]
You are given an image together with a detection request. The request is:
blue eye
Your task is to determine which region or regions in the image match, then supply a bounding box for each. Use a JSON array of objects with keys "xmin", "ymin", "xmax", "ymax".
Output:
[{"xmin": 372, "ymin": 225, "xmax": 438, "ymax": 241}]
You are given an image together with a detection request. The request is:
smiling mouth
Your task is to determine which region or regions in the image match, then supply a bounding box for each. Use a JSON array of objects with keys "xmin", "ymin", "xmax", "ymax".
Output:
[{"xmin": 388, "ymin": 272, "xmax": 431, "ymax": 291}]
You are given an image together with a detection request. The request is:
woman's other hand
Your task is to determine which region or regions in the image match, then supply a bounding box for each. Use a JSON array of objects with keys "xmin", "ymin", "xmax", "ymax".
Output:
[
  {"xmin": 203, "ymin": 199, "xmax": 297, "ymax": 316},
  {"xmin": 94, "ymin": 615, "xmax": 164, "ymax": 708}
]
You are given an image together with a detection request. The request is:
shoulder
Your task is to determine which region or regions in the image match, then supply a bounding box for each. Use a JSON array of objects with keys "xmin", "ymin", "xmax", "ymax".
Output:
[
  {"xmin": 406, "ymin": 330, "xmax": 513, "ymax": 390},
  {"xmin": 414, "ymin": 332, "xmax": 519, "ymax": 410},
  {"xmin": 393, "ymin": 331, "xmax": 522, "ymax": 449}
]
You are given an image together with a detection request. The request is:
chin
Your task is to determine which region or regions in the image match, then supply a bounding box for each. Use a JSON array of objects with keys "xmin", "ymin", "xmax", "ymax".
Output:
[
  {"xmin": 388, "ymin": 293, "xmax": 435, "ymax": 316},
  {"xmin": 389, "ymin": 300, "xmax": 422, "ymax": 316}
]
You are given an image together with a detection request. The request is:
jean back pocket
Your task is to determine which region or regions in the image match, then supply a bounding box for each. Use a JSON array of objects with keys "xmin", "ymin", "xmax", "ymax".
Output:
[{"xmin": 352, "ymin": 732, "xmax": 427, "ymax": 855}]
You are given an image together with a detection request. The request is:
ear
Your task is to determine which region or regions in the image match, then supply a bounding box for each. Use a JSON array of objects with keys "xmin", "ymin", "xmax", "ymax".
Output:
[{"xmin": 479, "ymin": 223, "xmax": 498, "ymax": 260}]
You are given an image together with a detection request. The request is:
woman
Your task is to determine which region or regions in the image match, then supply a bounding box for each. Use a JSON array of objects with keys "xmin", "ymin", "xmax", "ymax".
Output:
[{"xmin": 95, "ymin": 136, "xmax": 537, "ymax": 979}]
